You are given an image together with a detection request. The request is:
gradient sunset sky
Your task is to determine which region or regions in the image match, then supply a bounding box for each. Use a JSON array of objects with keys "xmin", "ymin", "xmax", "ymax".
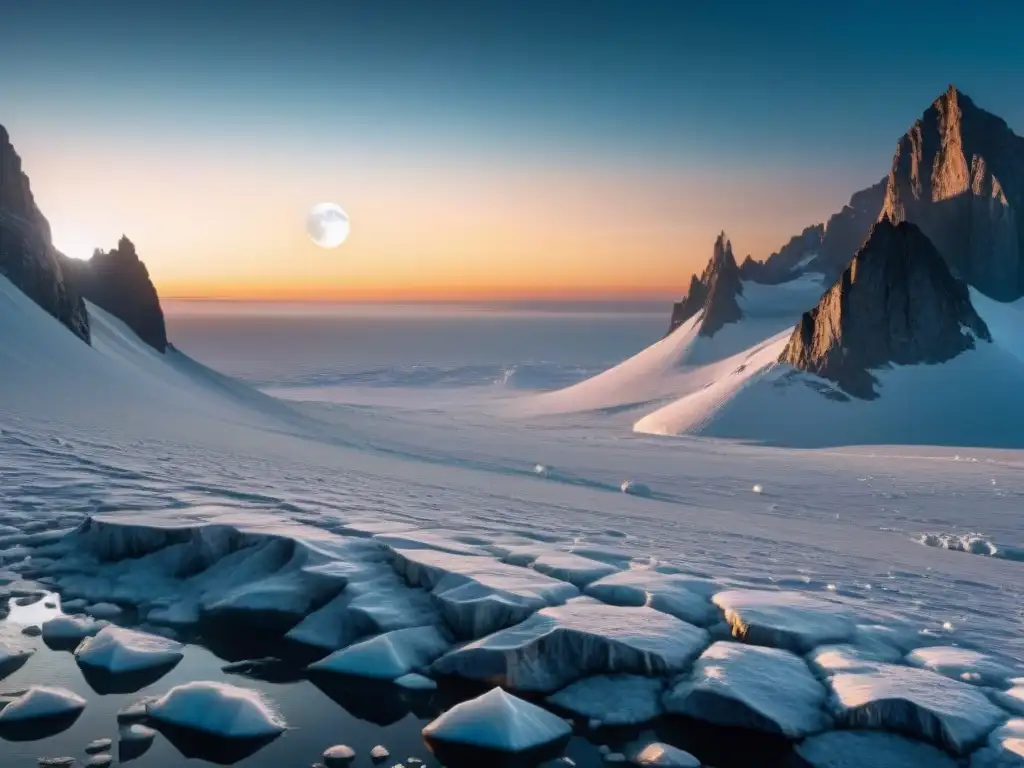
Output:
[{"xmin": 4, "ymin": 0, "xmax": 1024, "ymax": 301}]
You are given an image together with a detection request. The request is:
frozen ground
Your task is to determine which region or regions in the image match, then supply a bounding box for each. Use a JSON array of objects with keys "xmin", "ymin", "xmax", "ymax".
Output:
[{"xmin": 1, "ymin": 282, "xmax": 1023, "ymax": 765}]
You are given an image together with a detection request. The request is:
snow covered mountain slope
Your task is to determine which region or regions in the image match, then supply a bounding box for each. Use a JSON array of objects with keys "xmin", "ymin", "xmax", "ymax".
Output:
[
  {"xmin": 634, "ymin": 288, "xmax": 1024, "ymax": 448},
  {"xmin": 520, "ymin": 274, "xmax": 826, "ymax": 416}
]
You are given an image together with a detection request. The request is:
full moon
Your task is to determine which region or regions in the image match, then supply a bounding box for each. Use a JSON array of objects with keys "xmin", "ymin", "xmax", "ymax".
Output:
[{"xmin": 306, "ymin": 202, "xmax": 350, "ymax": 249}]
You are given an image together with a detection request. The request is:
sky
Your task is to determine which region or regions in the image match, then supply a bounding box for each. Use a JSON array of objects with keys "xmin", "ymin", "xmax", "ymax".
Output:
[{"xmin": 4, "ymin": 0, "xmax": 1024, "ymax": 301}]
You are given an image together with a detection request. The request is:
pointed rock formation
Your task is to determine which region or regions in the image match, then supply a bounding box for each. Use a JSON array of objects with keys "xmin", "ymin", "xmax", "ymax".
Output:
[
  {"xmin": 881, "ymin": 85, "xmax": 1024, "ymax": 301},
  {"xmin": 740, "ymin": 224, "xmax": 824, "ymax": 284},
  {"xmin": 779, "ymin": 218, "xmax": 990, "ymax": 399},
  {"xmin": 667, "ymin": 232, "xmax": 743, "ymax": 337},
  {"xmin": 64, "ymin": 236, "xmax": 167, "ymax": 352},
  {"xmin": 0, "ymin": 125, "xmax": 90, "ymax": 342}
]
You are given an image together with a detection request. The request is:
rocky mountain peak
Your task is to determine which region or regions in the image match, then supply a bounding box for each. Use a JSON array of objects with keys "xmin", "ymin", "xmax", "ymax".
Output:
[
  {"xmin": 779, "ymin": 218, "xmax": 990, "ymax": 399},
  {"xmin": 667, "ymin": 231, "xmax": 743, "ymax": 337},
  {"xmin": 65, "ymin": 237, "xmax": 168, "ymax": 353},
  {"xmin": 881, "ymin": 86, "xmax": 1024, "ymax": 301},
  {"xmin": 0, "ymin": 125, "xmax": 90, "ymax": 342}
]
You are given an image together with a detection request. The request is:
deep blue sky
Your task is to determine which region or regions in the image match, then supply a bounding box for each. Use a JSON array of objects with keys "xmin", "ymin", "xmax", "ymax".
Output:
[{"xmin": 4, "ymin": 0, "xmax": 1024, "ymax": 298}]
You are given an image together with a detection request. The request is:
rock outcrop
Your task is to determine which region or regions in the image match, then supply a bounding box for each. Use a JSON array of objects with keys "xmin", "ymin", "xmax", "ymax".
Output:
[
  {"xmin": 0, "ymin": 125, "xmax": 90, "ymax": 343},
  {"xmin": 667, "ymin": 232, "xmax": 743, "ymax": 337},
  {"xmin": 779, "ymin": 218, "xmax": 990, "ymax": 399},
  {"xmin": 64, "ymin": 236, "xmax": 167, "ymax": 352},
  {"xmin": 740, "ymin": 224, "xmax": 824, "ymax": 284},
  {"xmin": 881, "ymin": 85, "xmax": 1024, "ymax": 301}
]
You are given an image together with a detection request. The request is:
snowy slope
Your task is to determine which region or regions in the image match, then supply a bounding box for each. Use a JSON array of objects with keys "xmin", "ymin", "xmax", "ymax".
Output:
[
  {"xmin": 634, "ymin": 289, "xmax": 1024, "ymax": 448},
  {"xmin": 520, "ymin": 275, "xmax": 826, "ymax": 416}
]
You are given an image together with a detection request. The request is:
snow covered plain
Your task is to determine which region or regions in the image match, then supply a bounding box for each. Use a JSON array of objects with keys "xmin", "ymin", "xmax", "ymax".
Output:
[{"xmin": 1, "ymin": 277, "xmax": 1023, "ymax": 766}]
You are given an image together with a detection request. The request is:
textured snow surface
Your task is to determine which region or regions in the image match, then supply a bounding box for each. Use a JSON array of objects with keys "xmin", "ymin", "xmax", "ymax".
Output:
[
  {"xmin": 829, "ymin": 662, "xmax": 1007, "ymax": 754},
  {"xmin": 0, "ymin": 686, "xmax": 86, "ymax": 722},
  {"xmin": 546, "ymin": 675, "xmax": 664, "ymax": 725},
  {"xmin": 663, "ymin": 641, "xmax": 830, "ymax": 738},
  {"xmin": 905, "ymin": 645, "xmax": 1018, "ymax": 687},
  {"xmin": 629, "ymin": 742, "xmax": 700, "ymax": 767},
  {"xmin": 146, "ymin": 681, "xmax": 286, "ymax": 739},
  {"xmin": 530, "ymin": 552, "xmax": 619, "ymax": 588},
  {"xmin": 74, "ymin": 626, "xmax": 184, "ymax": 674},
  {"xmin": 422, "ymin": 687, "xmax": 571, "ymax": 752},
  {"xmin": 433, "ymin": 598, "xmax": 709, "ymax": 692},
  {"xmin": 583, "ymin": 570, "xmax": 718, "ymax": 626},
  {"xmin": 807, "ymin": 644, "xmax": 902, "ymax": 678},
  {"xmin": 795, "ymin": 730, "xmax": 959, "ymax": 768},
  {"xmin": 308, "ymin": 626, "xmax": 451, "ymax": 680},
  {"xmin": 713, "ymin": 589, "xmax": 856, "ymax": 653}
]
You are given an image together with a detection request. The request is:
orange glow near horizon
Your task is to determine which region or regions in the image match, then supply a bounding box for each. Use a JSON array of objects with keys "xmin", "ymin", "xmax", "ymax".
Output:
[{"xmin": 15, "ymin": 125, "xmax": 855, "ymax": 303}]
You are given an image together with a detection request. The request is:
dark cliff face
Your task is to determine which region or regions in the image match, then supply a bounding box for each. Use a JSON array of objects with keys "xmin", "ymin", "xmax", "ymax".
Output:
[
  {"xmin": 740, "ymin": 224, "xmax": 823, "ymax": 284},
  {"xmin": 64, "ymin": 236, "xmax": 168, "ymax": 353},
  {"xmin": 881, "ymin": 85, "xmax": 1024, "ymax": 301},
  {"xmin": 779, "ymin": 218, "xmax": 990, "ymax": 399},
  {"xmin": 667, "ymin": 232, "xmax": 743, "ymax": 337},
  {"xmin": 0, "ymin": 125, "xmax": 90, "ymax": 343}
]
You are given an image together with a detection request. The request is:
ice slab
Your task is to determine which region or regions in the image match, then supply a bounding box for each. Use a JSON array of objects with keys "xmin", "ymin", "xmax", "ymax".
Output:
[
  {"xmin": 75, "ymin": 626, "xmax": 184, "ymax": 674},
  {"xmin": 905, "ymin": 646, "xmax": 1018, "ymax": 687},
  {"xmin": 546, "ymin": 675, "xmax": 663, "ymax": 726},
  {"xmin": 0, "ymin": 686, "xmax": 86, "ymax": 723},
  {"xmin": 807, "ymin": 644, "xmax": 901, "ymax": 678},
  {"xmin": 712, "ymin": 589, "xmax": 856, "ymax": 652},
  {"xmin": 0, "ymin": 642, "xmax": 34, "ymax": 679},
  {"xmin": 433, "ymin": 598, "xmax": 709, "ymax": 693},
  {"xmin": 795, "ymin": 730, "xmax": 958, "ymax": 768},
  {"xmin": 629, "ymin": 743, "xmax": 700, "ymax": 767},
  {"xmin": 41, "ymin": 615, "xmax": 108, "ymax": 645},
  {"xmin": 828, "ymin": 662, "xmax": 1006, "ymax": 754},
  {"xmin": 422, "ymin": 687, "xmax": 571, "ymax": 752},
  {"xmin": 663, "ymin": 641, "xmax": 829, "ymax": 738},
  {"xmin": 584, "ymin": 570, "xmax": 718, "ymax": 626},
  {"xmin": 531, "ymin": 553, "xmax": 619, "ymax": 589},
  {"xmin": 391, "ymin": 548, "xmax": 580, "ymax": 638},
  {"xmin": 308, "ymin": 626, "xmax": 451, "ymax": 680},
  {"xmin": 146, "ymin": 681, "xmax": 286, "ymax": 739},
  {"xmin": 970, "ymin": 718, "xmax": 1024, "ymax": 767}
]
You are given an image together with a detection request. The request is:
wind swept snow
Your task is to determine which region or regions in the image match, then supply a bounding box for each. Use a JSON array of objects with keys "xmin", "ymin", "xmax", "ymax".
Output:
[{"xmin": 422, "ymin": 687, "xmax": 572, "ymax": 752}]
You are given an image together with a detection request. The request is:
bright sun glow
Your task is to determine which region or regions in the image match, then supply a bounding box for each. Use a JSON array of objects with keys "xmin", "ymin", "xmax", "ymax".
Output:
[{"xmin": 51, "ymin": 230, "xmax": 99, "ymax": 261}]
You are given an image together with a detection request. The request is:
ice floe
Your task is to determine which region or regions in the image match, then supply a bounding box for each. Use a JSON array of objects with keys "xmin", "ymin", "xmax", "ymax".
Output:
[
  {"xmin": 546, "ymin": 675, "xmax": 663, "ymax": 726},
  {"xmin": 394, "ymin": 673, "xmax": 437, "ymax": 691},
  {"xmin": 433, "ymin": 597, "xmax": 709, "ymax": 692},
  {"xmin": 74, "ymin": 626, "xmax": 184, "ymax": 675},
  {"xmin": 712, "ymin": 589, "xmax": 856, "ymax": 652},
  {"xmin": 991, "ymin": 685, "xmax": 1024, "ymax": 716},
  {"xmin": 423, "ymin": 687, "xmax": 571, "ymax": 752},
  {"xmin": 794, "ymin": 730, "xmax": 959, "ymax": 767},
  {"xmin": 308, "ymin": 626, "xmax": 451, "ymax": 680},
  {"xmin": 391, "ymin": 548, "xmax": 580, "ymax": 638},
  {"xmin": 807, "ymin": 643, "xmax": 902, "ymax": 678},
  {"xmin": 146, "ymin": 681, "xmax": 286, "ymax": 739},
  {"xmin": 663, "ymin": 641, "xmax": 829, "ymax": 738},
  {"xmin": 0, "ymin": 642, "xmax": 34, "ymax": 679},
  {"xmin": 0, "ymin": 686, "xmax": 86, "ymax": 723},
  {"xmin": 828, "ymin": 662, "xmax": 1006, "ymax": 754},
  {"xmin": 584, "ymin": 569, "xmax": 718, "ymax": 626},
  {"xmin": 629, "ymin": 742, "xmax": 700, "ymax": 767},
  {"xmin": 971, "ymin": 719, "xmax": 1024, "ymax": 767},
  {"xmin": 530, "ymin": 552, "xmax": 619, "ymax": 588},
  {"xmin": 323, "ymin": 744, "xmax": 356, "ymax": 766},
  {"xmin": 904, "ymin": 645, "xmax": 1018, "ymax": 687},
  {"xmin": 41, "ymin": 615, "xmax": 108, "ymax": 646}
]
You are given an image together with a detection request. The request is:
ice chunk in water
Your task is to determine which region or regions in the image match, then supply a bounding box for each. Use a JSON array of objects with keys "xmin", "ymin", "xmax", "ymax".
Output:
[
  {"xmin": 663, "ymin": 641, "xmax": 830, "ymax": 738},
  {"xmin": 0, "ymin": 686, "xmax": 86, "ymax": 723},
  {"xmin": 146, "ymin": 681, "xmax": 286, "ymax": 739},
  {"xmin": 308, "ymin": 626, "xmax": 451, "ymax": 680},
  {"xmin": 75, "ymin": 626, "xmax": 184, "ymax": 674},
  {"xmin": 423, "ymin": 687, "xmax": 571, "ymax": 752}
]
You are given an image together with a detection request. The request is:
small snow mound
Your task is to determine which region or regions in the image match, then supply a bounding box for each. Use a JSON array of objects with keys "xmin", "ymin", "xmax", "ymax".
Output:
[
  {"xmin": 308, "ymin": 626, "xmax": 451, "ymax": 681},
  {"xmin": 630, "ymin": 742, "xmax": 700, "ymax": 767},
  {"xmin": 546, "ymin": 675, "xmax": 663, "ymax": 726},
  {"xmin": 41, "ymin": 615, "xmax": 108, "ymax": 645},
  {"xmin": 423, "ymin": 687, "xmax": 571, "ymax": 752},
  {"xmin": 663, "ymin": 641, "xmax": 829, "ymax": 738},
  {"xmin": 323, "ymin": 744, "xmax": 356, "ymax": 766},
  {"xmin": 905, "ymin": 646, "xmax": 1017, "ymax": 688},
  {"xmin": 146, "ymin": 681, "xmax": 286, "ymax": 739},
  {"xmin": 75, "ymin": 626, "xmax": 184, "ymax": 675},
  {"xmin": 370, "ymin": 745, "xmax": 390, "ymax": 760},
  {"xmin": 795, "ymin": 730, "xmax": 958, "ymax": 768},
  {"xmin": 620, "ymin": 481, "xmax": 652, "ymax": 498},
  {"xmin": 534, "ymin": 464, "xmax": 552, "ymax": 477},
  {"xmin": 394, "ymin": 673, "xmax": 438, "ymax": 691},
  {"xmin": 917, "ymin": 532, "xmax": 997, "ymax": 556},
  {"xmin": 828, "ymin": 662, "xmax": 1006, "ymax": 754},
  {"xmin": 0, "ymin": 686, "xmax": 86, "ymax": 723},
  {"xmin": 712, "ymin": 589, "xmax": 856, "ymax": 653},
  {"xmin": 85, "ymin": 738, "xmax": 112, "ymax": 753},
  {"xmin": 118, "ymin": 723, "xmax": 156, "ymax": 743}
]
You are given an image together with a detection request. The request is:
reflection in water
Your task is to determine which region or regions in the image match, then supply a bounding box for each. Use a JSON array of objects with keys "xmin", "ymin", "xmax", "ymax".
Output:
[
  {"xmin": 79, "ymin": 662, "xmax": 182, "ymax": 696},
  {"xmin": 151, "ymin": 722, "xmax": 283, "ymax": 765},
  {"xmin": 0, "ymin": 710, "xmax": 84, "ymax": 742}
]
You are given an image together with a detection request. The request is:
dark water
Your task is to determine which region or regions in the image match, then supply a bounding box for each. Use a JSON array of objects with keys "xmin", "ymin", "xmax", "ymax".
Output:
[{"xmin": 0, "ymin": 596, "xmax": 803, "ymax": 768}]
